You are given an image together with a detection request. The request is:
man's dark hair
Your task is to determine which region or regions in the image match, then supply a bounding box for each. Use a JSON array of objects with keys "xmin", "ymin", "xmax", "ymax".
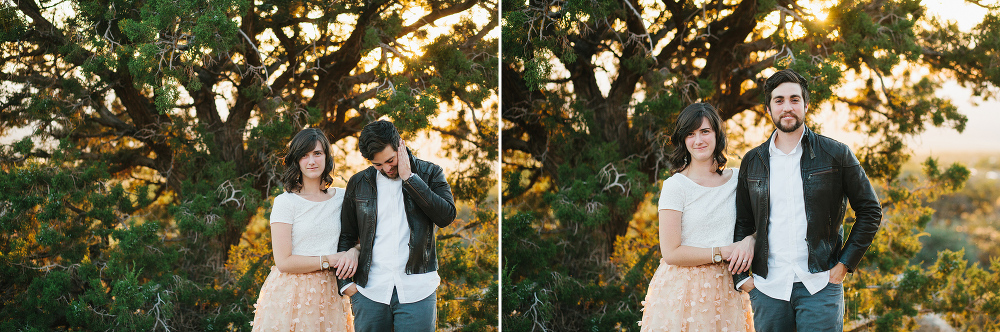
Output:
[
  {"xmin": 668, "ymin": 103, "xmax": 727, "ymax": 175},
  {"xmin": 358, "ymin": 120, "xmax": 401, "ymax": 160},
  {"xmin": 763, "ymin": 69, "xmax": 810, "ymax": 110},
  {"xmin": 281, "ymin": 128, "xmax": 334, "ymax": 193}
]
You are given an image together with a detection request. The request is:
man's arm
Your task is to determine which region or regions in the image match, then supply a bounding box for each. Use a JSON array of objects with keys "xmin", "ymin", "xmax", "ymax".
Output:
[
  {"xmin": 337, "ymin": 178, "xmax": 360, "ymax": 293},
  {"xmin": 403, "ymin": 164, "xmax": 457, "ymax": 228},
  {"xmin": 396, "ymin": 142, "xmax": 457, "ymax": 228},
  {"xmin": 838, "ymin": 147, "xmax": 883, "ymax": 272},
  {"xmin": 733, "ymin": 158, "xmax": 757, "ymax": 290}
]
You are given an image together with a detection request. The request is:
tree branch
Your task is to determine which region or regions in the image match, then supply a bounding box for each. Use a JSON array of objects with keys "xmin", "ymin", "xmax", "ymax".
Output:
[
  {"xmin": 16, "ymin": 0, "xmax": 65, "ymax": 43},
  {"xmin": 461, "ymin": 10, "xmax": 499, "ymax": 51},
  {"xmin": 399, "ymin": 0, "xmax": 480, "ymax": 37},
  {"xmin": 311, "ymin": 0, "xmax": 391, "ymax": 108}
]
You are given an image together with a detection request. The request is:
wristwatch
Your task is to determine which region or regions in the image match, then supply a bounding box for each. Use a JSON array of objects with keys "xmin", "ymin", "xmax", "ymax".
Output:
[
  {"xmin": 321, "ymin": 255, "xmax": 330, "ymax": 270},
  {"xmin": 713, "ymin": 247, "xmax": 723, "ymax": 263}
]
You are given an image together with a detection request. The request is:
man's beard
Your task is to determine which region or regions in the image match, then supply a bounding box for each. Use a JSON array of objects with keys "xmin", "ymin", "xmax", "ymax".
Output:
[
  {"xmin": 773, "ymin": 112, "xmax": 803, "ymax": 133},
  {"xmin": 379, "ymin": 168, "xmax": 399, "ymax": 179}
]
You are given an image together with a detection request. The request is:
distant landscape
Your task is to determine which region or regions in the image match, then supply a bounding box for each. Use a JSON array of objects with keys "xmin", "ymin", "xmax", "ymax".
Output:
[{"xmin": 904, "ymin": 152, "xmax": 1000, "ymax": 270}]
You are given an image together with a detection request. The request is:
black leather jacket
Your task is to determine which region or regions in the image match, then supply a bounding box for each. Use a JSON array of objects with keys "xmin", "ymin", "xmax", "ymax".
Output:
[
  {"xmin": 337, "ymin": 149, "xmax": 456, "ymax": 293},
  {"xmin": 733, "ymin": 127, "xmax": 882, "ymax": 288}
]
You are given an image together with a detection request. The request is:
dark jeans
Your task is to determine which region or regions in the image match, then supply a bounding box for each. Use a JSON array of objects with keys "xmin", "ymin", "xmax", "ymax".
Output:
[
  {"xmin": 749, "ymin": 282, "xmax": 844, "ymax": 332},
  {"xmin": 350, "ymin": 288, "xmax": 436, "ymax": 332}
]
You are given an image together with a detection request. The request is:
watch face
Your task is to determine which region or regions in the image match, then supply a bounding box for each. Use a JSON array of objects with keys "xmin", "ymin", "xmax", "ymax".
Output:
[
  {"xmin": 714, "ymin": 255, "xmax": 722, "ymax": 262},
  {"xmin": 322, "ymin": 262, "xmax": 330, "ymax": 269}
]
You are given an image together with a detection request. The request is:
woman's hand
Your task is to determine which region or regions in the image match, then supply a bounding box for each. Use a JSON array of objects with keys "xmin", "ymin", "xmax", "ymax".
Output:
[
  {"xmin": 331, "ymin": 248, "xmax": 360, "ymax": 279},
  {"xmin": 727, "ymin": 235, "xmax": 755, "ymax": 274}
]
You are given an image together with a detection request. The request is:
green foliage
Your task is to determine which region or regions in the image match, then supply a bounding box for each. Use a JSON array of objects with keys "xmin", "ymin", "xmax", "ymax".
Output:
[
  {"xmin": 501, "ymin": 212, "xmax": 556, "ymax": 330},
  {"xmin": 0, "ymin": 3, "xmax": 27, "ymax": 42},
  {"xmin": 522, "ymin": 54, "xmax": 554, "ymax": 91},
  {"xmin": 438, "ymin": 201, "xmax": 499, "ymax": 331},
  {"xmin": 374, "ymin": 83, "xmax": 441, "ymax": 131},
  {"xmin": 2, "ymin": 0, "xmax": 497, "ymax": 330}
]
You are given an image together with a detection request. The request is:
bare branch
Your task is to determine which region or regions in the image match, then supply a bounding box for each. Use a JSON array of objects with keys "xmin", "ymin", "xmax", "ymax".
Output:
[
  {"xmin": 461, "ymin": 11, "xmax": 499, "ymax": 51},
  {"xmin": 399, "ymin": 0, "xmax": 480, "ymax": 37}
]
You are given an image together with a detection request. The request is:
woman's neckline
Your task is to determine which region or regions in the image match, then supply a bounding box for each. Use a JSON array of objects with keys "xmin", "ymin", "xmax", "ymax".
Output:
[
  {"xmin": 675, "ymin": 168, "xmax": 736, "ymax": 188},
  {"xmin": 290, "ymin": 187, "xmax": 339, "ymax": 202}
]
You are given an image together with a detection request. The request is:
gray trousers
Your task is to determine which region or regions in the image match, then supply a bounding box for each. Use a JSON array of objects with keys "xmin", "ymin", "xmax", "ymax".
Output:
[
  {"xmin": 350, "ymin": 288, "xmax": 436, "ymax": 332},
  {"xmin": 749, "ymin": 282, "xmax": 844, "ymax": 332}
]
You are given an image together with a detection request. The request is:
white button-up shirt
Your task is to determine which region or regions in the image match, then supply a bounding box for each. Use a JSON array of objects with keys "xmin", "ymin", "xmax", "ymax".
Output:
[
  {"xmin": 753, "ymin": 130, "xmax": 830, "ymax": 301},
  {"xmin": 347, "ymin": 171, "xmax": 440, "ymax": 304}
]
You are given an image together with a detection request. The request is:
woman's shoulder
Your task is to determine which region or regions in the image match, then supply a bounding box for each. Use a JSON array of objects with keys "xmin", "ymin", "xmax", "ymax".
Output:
[
  {"xmin": 329, "ymin": 187, "xmax": 346, "ymax": 201},
  {"xmin": 269, "ymin": 192, "xmax": 298, "ymax": 223},
  {"xmin": 273, "ymin": 192, "xmax": 295, "ymax": 204},
  {"xmin": 721, "ymin": 168, "xmax": 739, "ymax": 189},
  {"xmin": 661, "ymin": 172, "xmax": 690, "ymax": 188},
  {"xmin": 273, "ymin": 192, "xmax": 303, "ymax": 211}
]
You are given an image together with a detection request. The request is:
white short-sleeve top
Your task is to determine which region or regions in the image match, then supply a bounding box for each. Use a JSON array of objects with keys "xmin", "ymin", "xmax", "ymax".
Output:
[
  {"xmin": 269, "ymin": 188, "xmax": 345, "ymax": 256},
  {"xmin": 657, "ymin": 168, "xmax": 739, "ymax": 248}
]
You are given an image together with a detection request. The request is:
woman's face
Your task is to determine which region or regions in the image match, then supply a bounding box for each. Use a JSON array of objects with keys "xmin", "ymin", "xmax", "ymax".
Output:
[
  {"xmin": 684, "ymin": 117, "xmax": 716, "ymax": 163},
  {"xmin": 298, "ymin": 141, "xmax": 326, "ymax": 180}
]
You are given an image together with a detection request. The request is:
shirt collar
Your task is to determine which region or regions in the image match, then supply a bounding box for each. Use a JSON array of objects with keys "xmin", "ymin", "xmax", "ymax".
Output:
[{"xmin": 768, "ymin": 129, "xmax": 805, "ymax": 157}]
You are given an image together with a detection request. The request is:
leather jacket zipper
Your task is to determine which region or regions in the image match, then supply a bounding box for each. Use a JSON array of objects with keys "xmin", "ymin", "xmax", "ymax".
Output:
[
  {"xmin": 759, "ymin": 152, "xmax": 770, "ymax": 255},
  {"xmin": 808, "ymin": 168, "xmax": 838, "ymax": 179}
]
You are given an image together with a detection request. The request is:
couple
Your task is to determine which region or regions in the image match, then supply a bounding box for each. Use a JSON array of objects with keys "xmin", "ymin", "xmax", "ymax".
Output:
[
  {"xmin": 251, "ymin": 120, "xmax": 456, "ymax": 331},
  {"xmin": 640, "ymin": 69, "xmax": 883, "ymax": 331}
]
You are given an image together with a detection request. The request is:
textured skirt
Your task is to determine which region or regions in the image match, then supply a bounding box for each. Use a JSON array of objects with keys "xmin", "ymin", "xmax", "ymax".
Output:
[
  {"xmin": 639, "ymin": 259, "xmax": 754, "ymax": 332},
  {"xmin": 251, "ymin": 266, "xmax": 354, "ymax": 332}
]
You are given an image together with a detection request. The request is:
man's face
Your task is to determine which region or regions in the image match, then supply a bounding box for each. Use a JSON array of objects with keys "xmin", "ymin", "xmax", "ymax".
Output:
[
  {"xmin": 768, "ymin": 82, "xmax": 806, "ymax": 133},
  {"xmin": 370, "ymin": 145, "xmax": 399, "ymax": 179}
]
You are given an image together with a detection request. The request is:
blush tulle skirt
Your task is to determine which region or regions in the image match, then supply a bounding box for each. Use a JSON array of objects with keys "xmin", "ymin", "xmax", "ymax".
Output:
[
  {"xmin": 251, "ymin": 266, "xmax": 354, "ymax": 332},
  {"xmin": 639, "ymin": 259, "xmax": 754, "ymax": 331}
]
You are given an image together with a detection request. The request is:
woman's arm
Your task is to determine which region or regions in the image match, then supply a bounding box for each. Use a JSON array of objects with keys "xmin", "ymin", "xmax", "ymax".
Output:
[
  {"xmin": 659, "ymin": 209, "xmax": 738, "ymax": 266},
  {"xmin": 271, "ymin": 223, "xmax": 359, "ymax": 274}
]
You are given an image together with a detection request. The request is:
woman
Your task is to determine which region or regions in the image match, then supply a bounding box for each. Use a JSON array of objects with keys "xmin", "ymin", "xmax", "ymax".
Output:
[
  {"xmin": 252, "ymin": 128, "xmax": 359, "ymax": 331},
  {"xmin": 639, "ymin": 103, "xmax": 755, "ymax": 331}
]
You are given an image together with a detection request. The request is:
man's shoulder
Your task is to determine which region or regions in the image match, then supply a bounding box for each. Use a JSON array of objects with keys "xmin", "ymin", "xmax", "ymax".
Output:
[
  {"xmin": 811, "ymin": 132, "xmax": 848, "ymax": 148},
  {"xmin": 742, "ymin": 141, "xmax": 769, "ymax": 162},
  {"xmin": 810, "ymin": 132, "xmax": 852, "ymax": 155},
  {"xmin": 413, "ymin": 157, "xmax": 445, "ymax": 176},
  {"xmin": 346, "ymin": 167, "xmax": 376, "ymax": 186},
  {"xmin": 806, "ymin": 131, "xmax": 863, "ymax": 168}
]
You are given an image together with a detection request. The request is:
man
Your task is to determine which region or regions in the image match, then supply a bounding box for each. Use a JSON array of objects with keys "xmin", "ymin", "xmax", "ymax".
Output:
[
  {"xmin": 337, "ymin": 120, "xmax": 457, "ymax": 331},
  {"xmin": 733, "ymin": 69, "xmax": 883, "ymax": 331}
]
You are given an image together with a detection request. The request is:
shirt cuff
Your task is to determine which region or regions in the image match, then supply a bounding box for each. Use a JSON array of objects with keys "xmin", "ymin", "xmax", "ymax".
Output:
[
  {"xmin": 735, "ymin": 278, "xmax": 750, "ymax": 291},
  {"xmin": 403, "ymin": 173, "xmax": 419, "ymax": 182},
  {"xmin": 340, "ymin": 282, "xmax": 355, "ymax": 294}
]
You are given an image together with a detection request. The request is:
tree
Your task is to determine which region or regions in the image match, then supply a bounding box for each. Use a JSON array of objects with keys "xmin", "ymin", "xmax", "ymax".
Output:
[
  {"xmin": 0, "ymin": 0, "xmax": 497, "ymax": 330},
  {"xmin": 502, "ymin": 0, "xmax": 1000, "ymax": 330}
]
